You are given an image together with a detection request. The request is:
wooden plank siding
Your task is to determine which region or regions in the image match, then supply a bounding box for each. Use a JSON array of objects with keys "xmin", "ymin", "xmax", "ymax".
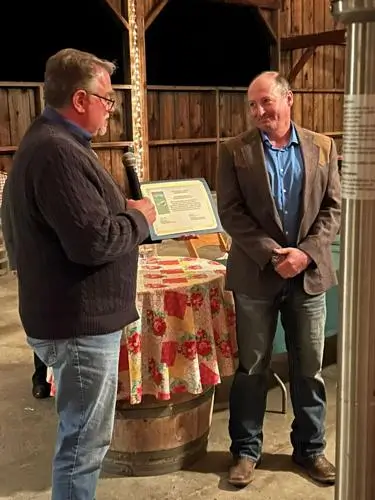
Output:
[
  {"xmin": 0, "ymin": 0, "xmax": 345, "ymax": 187},
  {"xmin": 0, "ymin": 81, "xmax": 252, "ymax": 190},
  {"xmin": 0, "ymin": 83, "xmax": 134, "ymax": 190},
  {"xmin": 0, "ymin": 80, "xmax": 344, "ymax": 189},
  {"xmin": 280, "ymin": 0, "xmax": 345, "ymax": 154}
]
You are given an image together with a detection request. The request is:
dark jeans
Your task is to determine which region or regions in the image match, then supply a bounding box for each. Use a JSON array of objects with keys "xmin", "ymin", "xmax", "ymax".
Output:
[
  {"xmin": 32, "ymin": 352, "xmax": 48, "ymax": 386},
  {"xmin": 229, "ymin": 279, "xmax": 327, "ymax": 462}
]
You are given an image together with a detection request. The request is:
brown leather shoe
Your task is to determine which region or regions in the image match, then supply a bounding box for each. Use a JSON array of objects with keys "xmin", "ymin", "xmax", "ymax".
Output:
[
  {"xmin": 293, "ymin": 454, "xmax": 335, "ymax": 485},
  {"xmin": 228, "ymin": 457, "xmax": 258, "ymax": 487}
]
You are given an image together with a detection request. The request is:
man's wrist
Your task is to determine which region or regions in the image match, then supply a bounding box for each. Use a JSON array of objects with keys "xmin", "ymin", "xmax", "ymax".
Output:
[{"xmin": 300, "ymin": 250, "xmax": 312, "ymax": 267}]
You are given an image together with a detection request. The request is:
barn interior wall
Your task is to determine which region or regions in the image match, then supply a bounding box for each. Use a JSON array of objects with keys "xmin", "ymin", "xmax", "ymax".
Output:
[
  {"xmin": 0, "ymin": 0, "xmax": 344, "ymax": 190},
  {"xmin": 0, "ymin": 0, "xmax": 273, "ymax": 189},
  {"xmin": 280, "ymin": 0, "xmax": 345, "ymax": 153}
]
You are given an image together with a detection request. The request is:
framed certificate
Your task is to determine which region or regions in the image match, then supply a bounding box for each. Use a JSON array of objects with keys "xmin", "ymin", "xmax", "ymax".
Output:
[{"xmin": 140, "ymin": 178, "xmax": 223, "ymax": 241}]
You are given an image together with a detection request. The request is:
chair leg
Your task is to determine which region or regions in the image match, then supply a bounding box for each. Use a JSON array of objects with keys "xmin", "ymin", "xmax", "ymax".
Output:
[{"xmin": 271, "ymin": 370, "xmax": 288, "ymax": 414}]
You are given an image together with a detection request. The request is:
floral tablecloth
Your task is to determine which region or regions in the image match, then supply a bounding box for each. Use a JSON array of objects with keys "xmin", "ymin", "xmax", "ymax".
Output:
[
  {"xmin": 118, "ymin": 256, "xmax": 237, "ymax": 404},
  {"xmin": 47, "ymin": 256, "xmax": 238, "ymax": 404}
]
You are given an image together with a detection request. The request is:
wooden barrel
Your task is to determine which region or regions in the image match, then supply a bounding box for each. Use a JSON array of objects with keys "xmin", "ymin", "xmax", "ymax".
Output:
[{"xmin": 103, "ymin": 386, "xmax": 214, "ymax": 477}]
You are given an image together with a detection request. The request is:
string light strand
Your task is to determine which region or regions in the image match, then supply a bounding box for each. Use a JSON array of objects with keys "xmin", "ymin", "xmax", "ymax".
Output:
[{"xmin": 128, "ymin": 0, "xmax": 144, "ymax": 180}]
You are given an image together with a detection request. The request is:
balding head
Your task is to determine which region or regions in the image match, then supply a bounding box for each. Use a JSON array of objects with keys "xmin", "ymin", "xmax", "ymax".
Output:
[
  {"xmin": 248, "ymin": 71, "xmax": 290, "ymax": 97},
  {"xmin": 247, "ymin": 71, "xmax": 293, "ymax": 139}
]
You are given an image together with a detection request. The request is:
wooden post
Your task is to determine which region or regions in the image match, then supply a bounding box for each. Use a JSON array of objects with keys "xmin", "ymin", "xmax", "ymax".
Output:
[
  {"xmin": 270, "ymin": 8, "xmax": 281, "ymax": 70},
  {"xmin": 128, "ymin": 0, "xmax": 150, "ymax": 181},
  {"xmin": 215, "ymin": 88, "xmax": 220, "ymax": 181}
]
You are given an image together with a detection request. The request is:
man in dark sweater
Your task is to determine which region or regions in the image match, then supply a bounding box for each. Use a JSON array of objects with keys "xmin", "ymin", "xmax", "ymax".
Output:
[
  {"xmin": 7, "ymin": 48, "xmax": 156, "ymax": 500},
  {"xmin": 1, "ymin": 177, "xmax": 51, "ymax": 398}
]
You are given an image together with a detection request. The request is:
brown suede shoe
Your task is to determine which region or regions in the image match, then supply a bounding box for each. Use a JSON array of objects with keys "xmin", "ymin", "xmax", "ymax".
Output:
[
  {"xmin": 293, "ymin": 454, "xmax": 336, "ymax": 485},
  {"xmin": 228, "ymin": 456, "xmax": 258, "ymax": 487}
]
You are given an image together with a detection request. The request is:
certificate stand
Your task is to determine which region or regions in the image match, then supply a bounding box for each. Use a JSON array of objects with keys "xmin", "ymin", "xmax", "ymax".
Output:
[{"xmin": 184, "ymin": 233, "xmax": 229, "ymax": 259}]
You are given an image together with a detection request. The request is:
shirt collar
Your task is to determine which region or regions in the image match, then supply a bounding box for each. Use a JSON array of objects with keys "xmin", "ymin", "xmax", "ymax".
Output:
[
  {"xmin": 42, "ymin": 106, "xmax": 93, "ymax": 143},
  {"xmin": 260, "ymin": 123, "xmax": 299, "ymax": 148}
]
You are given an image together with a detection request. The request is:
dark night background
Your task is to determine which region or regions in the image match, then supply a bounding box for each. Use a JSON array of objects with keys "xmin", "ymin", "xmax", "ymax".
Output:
[{"xmin": 0, "ymin": 0, "xmax": 271, "ymax": 85}]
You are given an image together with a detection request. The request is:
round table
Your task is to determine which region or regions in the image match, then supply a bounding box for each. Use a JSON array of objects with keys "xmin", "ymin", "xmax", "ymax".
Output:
[{"xmin": 118, "ymin": 255, "xmax": 238, "ymax": 405}]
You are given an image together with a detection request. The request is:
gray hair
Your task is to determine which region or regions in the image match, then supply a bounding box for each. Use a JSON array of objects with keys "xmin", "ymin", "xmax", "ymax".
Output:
[
  {"xmin": 273, "ymin": 74, "xmax": 291, "ymax": 96},
  {"xmin": 250, "ymin": 71, "xmax": 291, "ymax": 96},
  {"xmin": 43, "ymin": 48, "xmax": 117, "ymax": 108}
]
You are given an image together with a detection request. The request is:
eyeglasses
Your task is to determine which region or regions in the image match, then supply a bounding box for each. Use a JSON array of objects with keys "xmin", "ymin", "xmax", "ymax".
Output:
[{"xmin": 89, "ymin": 92, "xmax": 116, "ymax": 111}]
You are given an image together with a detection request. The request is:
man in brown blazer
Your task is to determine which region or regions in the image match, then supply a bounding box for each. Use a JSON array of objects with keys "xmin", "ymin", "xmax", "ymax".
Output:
[{"xmin": 216, "ymin": 71, "xmax": 341, "ymax": 488}]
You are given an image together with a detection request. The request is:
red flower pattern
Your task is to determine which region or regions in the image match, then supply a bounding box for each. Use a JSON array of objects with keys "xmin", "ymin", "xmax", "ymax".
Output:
[
  {"xmin": 210, "ymin": 297, "xmax": 221, "ymax": 314},
  {"xmin": 114, "ymin": 257, "xmax": 237, "ymax": 404},
  {"xmin": 191, "ymin": 291, "xmax": 204, "ymax": 310},
  {"xmin": 128, "ymin": 333, "xmax": 141, "ymax": 354},
  {"xmin": 180, "ymin": 341, "xmax": 197, "ymax": 360},
  {"xmin": 197, "ymin": 338, "xmax": 212, "ymax": 357},
  {"xmin": 219, "ymin": 340, "xmax": 232, "ymax": 358},
  {"xmin": 152, "ymin": 316, "xmax": 167, "ymax": 336}
]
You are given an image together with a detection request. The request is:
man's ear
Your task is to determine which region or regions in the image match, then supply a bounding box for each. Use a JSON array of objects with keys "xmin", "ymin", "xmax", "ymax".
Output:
[
  {"xmin": 72, "ymin": 90, "xmax": 87, "ymax": 115},
  {"xmin": 287, "ymin": 90, "xmax": 294, "ymax": 108}
]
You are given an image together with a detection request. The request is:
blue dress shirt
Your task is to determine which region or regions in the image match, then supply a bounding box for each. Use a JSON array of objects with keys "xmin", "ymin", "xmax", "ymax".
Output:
[{"xmin": 260, "ymin": 124, "xmax": 304, "ymax": 246}]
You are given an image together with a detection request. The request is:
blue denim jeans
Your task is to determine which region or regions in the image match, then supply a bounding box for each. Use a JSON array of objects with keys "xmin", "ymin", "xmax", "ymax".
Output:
[
  {"xmin": 27, "ymin": 331, "xmax": 122, "ymax": 500},
  {"xmin": 229, "ymin": 280, "xmax": 327, "ymax": 462}
]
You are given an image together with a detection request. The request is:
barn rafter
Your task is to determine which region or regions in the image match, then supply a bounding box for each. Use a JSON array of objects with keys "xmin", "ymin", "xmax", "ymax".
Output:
[
  {"xmin": 0, "ymin": 0, "xmax": 345, "ymax": 185},
  {"xmin": 102, "ymin": 0, "xmax": 282, "ymax": 180}
]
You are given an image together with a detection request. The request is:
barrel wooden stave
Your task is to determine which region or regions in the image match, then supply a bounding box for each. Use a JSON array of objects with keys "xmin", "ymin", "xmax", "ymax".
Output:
[{"xmin": 103, "ymin": 386, "xmax": 214, "ymax": 477}]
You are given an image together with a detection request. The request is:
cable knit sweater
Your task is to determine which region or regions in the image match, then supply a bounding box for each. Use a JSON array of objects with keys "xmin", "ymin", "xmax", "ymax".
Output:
[{"xmin": 7, "ymin": 112, "xmax": 150, "ymax": 340}]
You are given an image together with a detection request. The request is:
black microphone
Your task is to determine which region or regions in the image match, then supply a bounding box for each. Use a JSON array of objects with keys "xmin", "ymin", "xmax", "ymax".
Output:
[
  {"xmin": 122, "ymin": 151, "xmax": 143, "ymax": 200},
  {"xmin": 122, "ymin": 149, "xmax": 160, "ymax": 245}
]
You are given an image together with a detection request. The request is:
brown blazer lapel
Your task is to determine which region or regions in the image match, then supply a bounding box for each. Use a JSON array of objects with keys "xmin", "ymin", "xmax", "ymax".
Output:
[
  {"xmin": 295, "ymin": 125, "xmax": 320, "ymax": 239},
  {"xmin": 240, "ymin": 130, "xmax": 283, "ymax": 232}
]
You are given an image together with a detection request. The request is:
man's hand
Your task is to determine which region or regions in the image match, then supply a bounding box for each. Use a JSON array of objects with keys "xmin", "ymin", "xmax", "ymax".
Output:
[
  {"xmin": 127, "ymin": 198, "xmax": 156, "ymax": 225},
  {"xmin": 272, "ymin": 247, "xmax": 312, "ymax": 279}
]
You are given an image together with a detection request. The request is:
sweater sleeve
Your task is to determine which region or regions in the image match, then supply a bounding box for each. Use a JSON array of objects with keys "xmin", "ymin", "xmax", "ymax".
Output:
[
  {"xmin": 1, "ymin": 178, "xmax": 16, "ymax": 270},
  {"xmin": 33, "ymin": 144, "xmax": 150, "ymax": 266}
]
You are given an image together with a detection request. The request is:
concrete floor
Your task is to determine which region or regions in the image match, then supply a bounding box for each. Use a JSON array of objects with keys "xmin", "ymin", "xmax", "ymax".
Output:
[{"xmin": 0, "ymin": 240, "xmax": 336, "ymax": 500}]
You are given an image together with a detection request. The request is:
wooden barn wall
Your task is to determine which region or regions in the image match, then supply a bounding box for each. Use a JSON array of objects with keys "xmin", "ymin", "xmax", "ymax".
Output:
[
  {"xmin": 280, "ymin": 0, "xmax": 345, "ymax": 153},
  {"xmin": 147, "ymin": 87, "xmax": 249, "ymax": 187},
  {"xmin": 0, "ymin": 83, "xmax": 133, "ymax": 190},
  {"xmin": 0, "ymin": 82, "xmax": 250, "ymax": 190},
  {"xmin": 1, "ymin": 0, "xmax": 345, "ymax": 188}
]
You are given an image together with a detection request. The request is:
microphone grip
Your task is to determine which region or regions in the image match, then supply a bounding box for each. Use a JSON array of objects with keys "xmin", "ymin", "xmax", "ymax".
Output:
[
  {"xmin": 124, "ymin": 163, "xmax": 161, "ymax": 245},
  {"xmin": 125, "ymin": 165, "xmax": 143, "ymax": 200}
]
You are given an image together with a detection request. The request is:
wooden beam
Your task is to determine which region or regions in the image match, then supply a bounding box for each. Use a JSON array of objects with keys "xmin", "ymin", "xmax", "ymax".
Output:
[
  {"xmin": 281, "ymin": 29, "xmax": 346, "ymax": 50},
  {"xmin": 35, "ymin": 85, "xmax": 45, "ymax": 113},
  {"xmin": 150, "ymin": 138, "xmax": 217, "ymax": 146},
  {"xmin": 103, "ymin": 0, "xmax": 129, "ymax": 30},
  {"xmin": 214, "ymin": 0, "xmax": 281, "ymax": 8},
  {"xmin": 0, "ymin": 82, "xmax": 42, "ymax": 87},
  {"xmin": 292, "ymin": 88, "xmax": 344, "ymax": 93},
  {"xmin": 92, "ymin": 141, "xmax": 133, "ymax": 148},
  {"xmin": 145, "ymin": 0, "xmax": 168, "ymax": 30},
  {"xmin": 269, "ymin": 8, "xmax": 280, "ymax": 70},
  {"xmin": 324, "ymin": 131, "xmax": 343, "ymax": 137},
  {"xmin": 257, "ymin": 8, "xmax": 277, "ymax": 42},
  {"xmin": 288, "ymin": 47, "xmax": 316, "ymax": 84},
  {"xmin": 215, "ymin": 89, "xmax": 220, "ymax": 180}
]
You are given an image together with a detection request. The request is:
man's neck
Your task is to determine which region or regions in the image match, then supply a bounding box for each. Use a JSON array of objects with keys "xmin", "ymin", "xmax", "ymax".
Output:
[
  {"xmin": 43, "ymin": 107, "xmax": 92, "ymax": 142},
  {"xmin": 57, "ymin": 108, "xmax": 88, "ymax": 132},
  {"xmin": 266, "ymin": 122, "xmax": 292, "ymax": 148}
]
